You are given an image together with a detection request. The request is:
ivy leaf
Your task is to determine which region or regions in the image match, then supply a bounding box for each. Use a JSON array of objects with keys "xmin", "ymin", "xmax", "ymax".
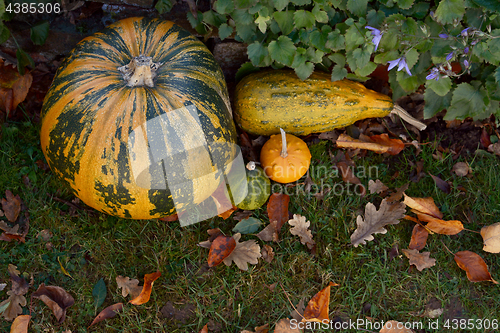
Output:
[
  {"xmin": 218, "ymin": 23, "xmax": 233, "ymax": 40},
  {"xmin": 273, "ymin": 0, "xmax": 289, "ymax": 11},
  {"xmin": 328, "ymin": 53, "xmax": 345, "ymax": 67},
  {"xmin": 397, "ymin": 0, "xmax": 415, "ymax": 9},
  {"xmin": 155, "ymin": 0, "xmax": 175, "ymax": 14},
  {"xmin": 92, "ymin": 278, "xmax": 107, "ymax": 309},
  {"xmin": 331, "ymin": 65, "xmax": 348, "ymax": 81},
  {"xmin": 273, "ymin": 11, "xmax": 294, "ymax": 36},
  {"xmin": 312, "ymin": 5, "xmax": 328, "ymax": 23},
  {"xmin": 235, "ymin": 23, "xmax": 257, "ymax": 42},
  {"xmin": 326, "ymin": 29, "xmax": 345, "ymax": 51},
  {"xmin": 355, "ymin": 61, "xmax": 377, "ymax": 77},
  {"xmin": 214, "ymin": 0, "xmax": 234, "ymax": 14},
  {"xmin": 434, "ymin": 0, "xmax": 466, "ymax": 25},
  {"xmin": 346, "ymin": 0, "xmax": 368, "ymax": 17},
  {"xmin": 268, "ymin": 36, "xmax": 296, "ymax": 66},
  {"xmin": 445, "ymin": 82, "xmax": 487, "ymax": 120},
  {"xmin": 306, "ymin": 47, "xmax": 323, "ymax": 63},
  {"xmin": 309, "ymin": 27, "xmax": 330, "ymax": 52},
  {"xmin": 426, "ymin": 77, "xmax": 452, "ymax": 97},
  {"xmin": 247, "ymin": 41, "xmax": 270, "ymax": 67},
  {"xmin": 255, "ymin": 15, "xmax": 270, "ymax": 33},
  {"xmin": 402, "ymin": 17, "xmax": 418, "ymax": 36},
  {"xmin": 405, "ymin": 48, "xmax": 419, "ymax": 69},
  {"xmin": 366, "ymin": 10, "xmax": 386, "ymax": 27},
  {"xmin": 423, "ymin": 88, "xmax": 452, "ymax": 119},
  {"xmin": 293, "ymin": 10, "xmax": 316, "ymax": 30},
  {"xmin": 294, "ymin": 61, "xmax": 314, "ymax": 80}
]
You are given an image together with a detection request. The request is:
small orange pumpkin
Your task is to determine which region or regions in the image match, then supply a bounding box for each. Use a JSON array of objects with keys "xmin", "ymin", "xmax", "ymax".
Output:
[{"xmin": 260, "ymin": 128, "xmax": 311, "ymax": 183}]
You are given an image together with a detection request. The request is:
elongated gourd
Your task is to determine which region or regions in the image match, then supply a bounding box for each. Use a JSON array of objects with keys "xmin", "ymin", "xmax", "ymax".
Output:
[{"xmin": 233, "ymin": 69, "xmax": 394, "ymax": 136}]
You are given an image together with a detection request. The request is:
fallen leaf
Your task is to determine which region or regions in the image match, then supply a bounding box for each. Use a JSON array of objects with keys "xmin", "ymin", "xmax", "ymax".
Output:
[
  {"xmin": 318, "ymin": 130, "xmax": 338, "ymax": 142},
  {"xmin": 429, "ymin": 174, "xmax": 451, "ymax": 194},
  {"xmin": 0, "ymin": 283, "xmax": 6, "ymax": 291},
  {"xmin": 241, "ymin": 323, "xmax": 269, "ymax": 333},
  {"xmin": 454, "ymin": 251, "xmax": 498, "ymax": 283},
  {"xmin": 401, "ymin": 249, "xmax": 436, "ymax": 271},
  {"xmin": 408, "ymin": 225, "xmax": 429, "ymax": 251},
  {"xmin": 302, "ymin": 282, "xmax": 337, "ymax": 322},
  {"xmin": 480, "ymin": 128, "xmax": 491, "ymax": 148},
  {"xmin": 336, "ymin": 133, "xmax": 404, "ymax": 155},
  {"xmin": 257, "ymin": 220, "xmax": 279, "ymax": 242},
  {"xmin": 290, "ymin": 299, "xmax": 305, "ymax": 322},
  {"xmin": 274, "ymin": 318, "xmax": 301, "ymax": 332},
  {"xmin": 129, "ymin": 271, "xmax": 161, "ymax": 305},
  {"xmin": 0, "ymin": 293, "xmax": 26, "ymax": 321},
  {"xmin": 37, "ymin": 229, "xmax": 53, "ymax": 242},
  {"xmin": 351, "ymin": 199, "xmax": 406, "ymax": 247},
  {"xmin": 0, "ymin": 60, "xmax": 33, "ymax": 116},
  {"xmin": 369, "ymin": 134, "xmax": 405, "ymax": 155},
  {"xmin": 32, "ymin": 284, "xmax": 75, "ymax": 323},
  {"xmin": 233, "ymin": 210, "xmax": 253, "ymax": 221},
  {"xmin": 116, "ymin": 276, "xmax": 142, "ymax": 299},
  {"xmin": 261, "ymin": 244, "xmax": 275, "ymax": 263},
  {"xmin": 8, "ymin": 264, "xmax": 28, "ymax": 296},
  {"xmin": 89, "ymin": 303, "xmax": 123, "ymax": 327},
  {"xmin": 9, "ymin": 314, "xmax": 30, "ymax": 333},
  {"xmin": 232, "ymin": 217, "xmax": 263, "ymax": 234},
  {"xmin": 197, "ymin": 228, "xmax": 224, "ymax": 249},
  {"xmin": 199, "ymin": 323, "xmax": 209, "ymax": 333},
  {"xmin": 368, "ymin": 179, "xmax": 389, "ymax": 194},
  {"xmin": 415, "ymin": 213, "xmax": 464, "ymax": 235},
  {"xmin": 207, "ymin": 235, "xmax": 236, "ymax": 267},
  {"xmin": 403, "ymin": 195, "xmax": 443, "ymax": 219},
  {"xmin": 267, "ymin": 193, "xmax": 290, "ymax": 232},
  {"xmin": 487, "ymin": 142, "xmax": 500, "ymax": 156},
  {"xmin": 222, "ymin": 233, "xmax": 261, "ymax": 271},
  {"xmin": 158, "ymin": 213, "xmax": 179, "ymax": 222},
  {"xmin": 386, "ymin": 183, "xmax": 409, "ymax": 202},
  {"xmin": 58, "ymin": 257, "xmax": 73, "ymax": 279},
  {"xmin": 337, "ymin": 161, "xmax": 366, "ymax": 196},
  {"xmin": 288, "ymin": 214, "xmax": 315, "ymax": 250},
  {"xmin": 481, "ymin": 222, "xmax": 500, "ymax": 253},
  {"xmin": 452, "ymin": 162, "xmax": 471, "ymax": 177},
  {"xmin": 379, "ymin": 320, "xmax": 415, "ymax": 332},
  {"xmin": 1, "ymin": 190, "xmax": 21, "ymax": 223}
]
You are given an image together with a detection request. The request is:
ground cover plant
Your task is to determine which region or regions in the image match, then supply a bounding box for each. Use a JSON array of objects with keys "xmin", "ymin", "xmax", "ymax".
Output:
[{"xmin": 2, "ymin": 0, "xmax": 500, "ymax": 332}]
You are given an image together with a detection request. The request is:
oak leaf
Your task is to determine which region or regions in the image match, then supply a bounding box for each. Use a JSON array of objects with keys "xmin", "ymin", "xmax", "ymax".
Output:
[
  {"xmin": 89, "ymin": 303, "xmax": 123, "ymax": 327},
  {"xmin": 368, "ymin": 179, "xmax": 389, "ymax": 194},
  {"xmin": 480, "ymin": 222, "xmax": 500, "ymax": 253},
  {"xmin": 454, "ymin": 251, "xmax": 498, "ymax": 284},
  {"xmin": 0, "ymin": 293, "xmax": 26, "ymax": 321},
  {"xmin": 261, "ymin": 244, "xmax": 275, "ymax": 263},
  {"xmin": 129, "ymin": 271, "xmax": 161, "ymax": 305},
  {"xmin": 207, "ymin": 235, "xmax": 236, "ymax": 267},
  {"xmin": 401, "ymin": 249, "xmax": 436, "ymax": 271},
  {"xmin": 288, "ymin": 214, "xmax": 315, "ymax": 249},
  {"xmin": 116, "ymin": 276, "xmax": 142, "ymax": 299},
  {"xmin": 32, "ymin": 284, "xmax": 75, "ymax": 323},
  {"xmin": 222, "ymin": 233, "xmax": 261, "ymax": 271},
  {"xmin": 302, "ymin": 282, "xmax": 338, "ymax": 322},
  {"xmin": 9, "ymin": 314, "xmax": 30, "ymax": 333},
  {"xmin": 350, "ymin": 199, "xmax": 406, "ymax": 247}
]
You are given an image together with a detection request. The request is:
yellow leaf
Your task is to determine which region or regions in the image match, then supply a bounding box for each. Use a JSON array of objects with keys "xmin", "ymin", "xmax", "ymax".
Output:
[
  {"xmin": 403, "ymin": 195, "xmax": 443, "ymax": 219},
  {"xmin": 129, "ymin": 271, "xmax": 161, "ymax": 305},
  {"xmin": 302, "ymin": 282, "xmax": 338, "ymax": 323},
  {"xmin": 10, "ymin": 315, "xmax": 30, "ymax": 333},
  {"xmin": 481, "ymin": 222, "xmax": 500, "ymax": 253}
]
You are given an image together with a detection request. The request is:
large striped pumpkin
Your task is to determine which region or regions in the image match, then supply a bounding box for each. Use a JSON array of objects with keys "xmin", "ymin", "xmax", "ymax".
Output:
[{"xmin": 40, "ymin": 17, "xmax": 237, "ymax": 219}]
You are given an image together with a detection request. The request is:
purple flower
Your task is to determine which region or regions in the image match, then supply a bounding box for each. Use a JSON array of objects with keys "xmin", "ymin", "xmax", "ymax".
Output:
[
  {"xmin": 426, "ymin": 67, "xmax": 440, "ymax": 81},
  {"xmin": 439, "ymin": 33, "xmax": 449, "ymax": 39},
  {"xmin": 464, "ymin": 59, "xmax": 469, "ymax": 68},
  {"xmin": 464, "ymin": 46, "xmax": 469, "ymax": 54},
  {"xmin": 461, "ymin": 28, "xmax": 471, "ymax": 37},
  {"xmin": 446, "ymin": 52, "xmax": 454, "ymax": 61},
  {"xmin": 366, "ymin": 26, "xmax": 383, "ymax": 51},
  {"xmin": 387, "ymin": 57, "xmax": 412, "ymax": 76}
]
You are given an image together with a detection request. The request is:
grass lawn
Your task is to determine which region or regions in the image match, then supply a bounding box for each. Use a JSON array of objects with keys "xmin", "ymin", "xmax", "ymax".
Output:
[{"xmin": 1, "ymin": 117, "xmax": 500, "ymax": 333}]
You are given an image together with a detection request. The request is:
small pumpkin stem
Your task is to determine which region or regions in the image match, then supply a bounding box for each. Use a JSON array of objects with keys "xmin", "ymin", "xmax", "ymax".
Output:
[
  {"xmin": 117, "ymin": 55, "xmax": 163, "ymax": 88},
  {"xmin": 246, "ymin": 161, "xmax": 256, "ymax": 171},
  {"xmin": 391, "ymin": 105, "xmax": 427, "ymax": 131},
  {"xmin": 279, "ymin": 128, "xmax": 288, "ymax": 158}
]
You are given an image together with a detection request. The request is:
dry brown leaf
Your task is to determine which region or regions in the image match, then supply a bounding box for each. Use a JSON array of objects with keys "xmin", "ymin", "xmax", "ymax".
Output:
[
  {"xmin": 89, "ymin": 303, "xmax": 123, "ymax": 327},
  {"xmin": 267, "ymin": 193, "xmax": 290, "ymax": 232},
  {"xmin": 257, "ymin": 220, "xmax": 279, "ymax": 242},
  {"xmin": 336, "ymin": 133, "xmax": 402, "ymax": 154},
  {"xmin": 0, "ymin": 293, "xmax": 26, "ymax": 321},
  {"xmin": 199, "ymin": 323, "xmax": 209, "ymax": 333},
  {"xmin": 241, "ymin": 323, "xmax": 269, "ymax": 333},
  {"xmin": 403, "ymin": 195, "xmax": 443, "ymax": 219},
  {"xmin": 222, "ymin": 233, "xmax": 261, "ymax": 271},
  {"xmin": 415, "ymin": 213, "xmax": 464, "ymax": 235},
  {"xmin": 454, "ymin": 251, "xmax": 498, "ymax": 284},
  {"xmin": 0, "ymin": 60, "xmax": 33, "ymax": 116},
  {"xmin": 116, "ymin": 276, "xmax": 142, "ymax": 299},
  {"xmin": 379, "ymin": 320, "xmax": 415, "ymax": 332},
  {"xmin": 261, "ymin": 244, "xmax": 275, "ymax": 263},
  {"xmin": 488, "ymin": 142, "xmax": 500, "ymax": 156},
  {"xmin": 401, "ymin": 249, "xmax": 436, "ymax": 271},
  {"xmin": 32, "ymin": 284, "xmax": 75, "ymax": 323},
  {"xmin": 9, "ymin": 314, "xmax": 30, "ymax": 333},
  {"xmin": 129, "ymin": 271, "xmax": 161, "ymax": 305},
  {"xmin": 290, "ymin": 299, "xmax": 305, "ymax": 322},
  {"xmin": 350, "ymin": 199, "xmax": 406, "ymax": 247},
  {"xmin": 207, "ymin": 235, "xmax": 236, "ymax": 267},
  {"xmin": 386, "ymin": 183, "xmax": 409, "ymax": 202},
  {"xmin": 408, "ymin": 224, "xmax": 429, "ymax": 251},
  {"xmin": 274, "ymin": 318, "xmax": 301, "ymax": 332},
  {"xmin": 452, "ymin": 162, "xmax": 471, "ymax": 177},
  {"xmin": 1, "ymin": 190, "xmax": 21, "ymax": 223},
  {"xmin": 481, "ymin": 222, "xmax": 500, "ymax": 253},
  {"xmin": 369, "ymin": 134, "xmax": 405, "ymax": 155},
  {"xmin": 368, "ymin": 179, "xmax": 389, "ymax": 194},
  {"xmin": 288, "ymin": 214, "xmax": 315, "ymax": 250},
  {"xmin": 429, "ymin": 174, "xmax": 451, "ymax": 194},
  {"xmin": 234, "ymin": 210, "xmax": 253, "ymax": 221},
  {"xmin": 302, "ymin": 282, "xmax": 338, "ymax": 322}
]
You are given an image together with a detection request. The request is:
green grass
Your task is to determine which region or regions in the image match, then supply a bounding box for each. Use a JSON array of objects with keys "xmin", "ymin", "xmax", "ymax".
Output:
[{"xmin": 1, "ymin": 119, "xmax": 500, "ymax": 332}]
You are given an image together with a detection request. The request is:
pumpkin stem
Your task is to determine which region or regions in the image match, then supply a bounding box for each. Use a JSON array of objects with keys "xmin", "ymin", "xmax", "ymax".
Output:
[
  {"xmin": 279, "ymin": 128, "xmax": 288, "ymax": 158},
  {"xmin": 117, "ymin": 55, "xmax": 163, "ymax": 88}
]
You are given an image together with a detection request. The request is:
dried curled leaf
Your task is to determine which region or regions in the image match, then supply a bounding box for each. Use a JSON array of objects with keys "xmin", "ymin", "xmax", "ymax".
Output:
[
  {"xmin": 350, "ymin": 199, "xmax": 406, "ymax": 247},
  {"xmin": 89, "ymin": 303, "xmax": 123, "ymax": 327},
  {"xmin": 116, "ymin": 276, "xmax": 142, "ymax": 299},
  {"xmin": 481, "ymin": 222, "xmax": 500, "ymax": 253},
  {"xmin": 408, "ymin": 224, "xmax": 429, "ymax": 251},
  {"xmin": 368, "ymin": 179, "xmax": 389, "ymax": 194},
  {"xmin": 208, "ymin": 235, "xmax": 236, "ymax": 267},
  {"xmin": 267, "ymin": 193, "xmax": 290, "ymax": 232},
  {"xmin": 288, "ymin": 214, "xmax": 315, "ymax": 249},
  {"xmin": 129, "ymin": 271, "xmax": 161, "ymax": 305},
  {"xmin": 403, "ymin": 195, "xmax": 443, "ymax": 219},
  {"xmin": 223, "ymin": 233, "xmax": 261, "ymax": 271},
  {"xmin": 257, "ymin": 220, "xmax": 279, "ymax": 242},
  {"xmin": 415, "ymin": 213, "xmax": 464, "ymax": 235},
  {"xmin": 454, "ymin": 251, "xmax": 498, "ymax": 284},
  {"xmin": 402, "ymin": 249, "xmax": 436, "ymax": 271},
  {"xmin": 9, "ymin": 314, "xmax": 31, "ymax": 333},
  {"xmin": 32, "ymin": 284, "xmax": 75, "ymax": 323},
  {"xmin": 302, "ymin": 282, "xmax": 338, "ymax": 323},
  {"xmin": 0, "ymin": 293, "xmax": 26, "ymax": 321},
  {"xmin": 261, "ymin": 244, "xmax": 275, "ymax": 263}
]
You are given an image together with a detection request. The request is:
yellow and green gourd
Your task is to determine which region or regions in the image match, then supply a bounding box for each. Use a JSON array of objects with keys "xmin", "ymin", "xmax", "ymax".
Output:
[
  {"xmin": 40, "ymin": 17, "xmax": 237, "ymax": 219},
  {"xmin": 236, "ymin": 162, "xmax": 271, "ymax": 210}
]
